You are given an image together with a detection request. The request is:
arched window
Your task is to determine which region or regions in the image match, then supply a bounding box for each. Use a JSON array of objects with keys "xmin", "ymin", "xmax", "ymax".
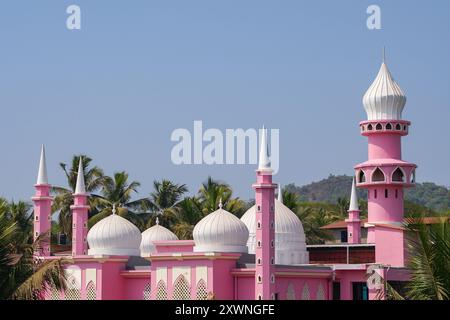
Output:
[
  {"xmin": 286, "ymin": 284, "xmax": 296, "ymax": 300},
  {"xmin": 376, "ymin": 123, "xmax": 383, "ymax": 130},
  {"xmin": 395, "ymin": 123, "xmax": 402, "ymax": 130},
  {"xmin": 86, "ymin": 281, "xmax": 96, "ymax": 300},
  {"xmin": 372, "ymin": 168, "xmax": 385, "ymax": 182},
  {"xmin": 301, "ymin": 283, "xmax": 310, "ymax": 300},
  {"xmin": 155, "ymin": 280, "xmax": 167, "ymax": 300},
  {"xmin": 367, "ymin": 124, "xmax": 373, "ymax": 130},
  {"xmin": 142, "ymin": 282, "xmax": 151, "ymax": 300},
  {"xmin": 411, "ymin": 170, "xmax": 416, "ymax": 183},
  {"xmin": 257, "ymin": 275, "xmax": 262, "ymax": 283},
  {"xmin": 257, "ymin": 221, "xmax": 261, "ymax": 229},
  {"xmin": 403, "ymin": 125, "xmax": 407, "ymax": 131},
  {"xmin": 316, "ymin": 284, "xmax": 325, "ymax": 300},
  {"xmin": 257, "ymin": 258, "xmax": 261, "ymax": 265},
  {"xmin": 270, "ymin": 274, "xmax": 275, "ymax": 283},
  {"xmin": 358, "ymin": 171, "xmax": 366, "ymax": 183},
  {"xmin": 386, "ymin": 123, "xmax": 392, "ymax": 130},
  {"xmin": 392, "ymin": 167, "xmax": 405, "ymax": 182},
  {"xmin": 172, "ymin": 275, "xmax": 190, "ymax": 300},
  {"xmin": 196, "ymin": 279, "xmax": 208, "ymax": 300}
]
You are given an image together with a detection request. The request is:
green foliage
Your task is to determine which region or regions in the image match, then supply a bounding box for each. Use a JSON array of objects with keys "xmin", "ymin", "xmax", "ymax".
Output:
[{"xmin": 0, "ymin": 198, "xmax": 66, "ymax": 299}]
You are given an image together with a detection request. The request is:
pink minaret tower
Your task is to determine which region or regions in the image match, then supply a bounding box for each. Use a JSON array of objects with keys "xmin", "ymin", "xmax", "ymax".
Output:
[
  {"xmin": 355, "ymin": 52, "xmax": 417, "ymax": 266},
  {"xmin": 71, "ymin": 157, "xmax": 89, "ymax": 256},
  {"xmin": 252, "ymin": 127, "xmax": 277, "ymax": 300},
  {"xmin": 345, "ymin": 178, "xmax": 361, "ymax": 244},
  {"xmin": 32, "ymin": 145, "xmax": 53, "ymax": 256}
]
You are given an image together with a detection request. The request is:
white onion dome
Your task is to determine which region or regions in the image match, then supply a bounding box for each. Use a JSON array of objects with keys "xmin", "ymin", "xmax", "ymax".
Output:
[
  {"xmin": 240, "ymin": 199, "xmax": 309, "ymax": 265},
  {"xmin": 87, "ymin": 207, "xmax": 142, "ymax": 256},
  {"xmin": 140, "ymin": 218, "xmax": 179, "ymax": 255},
  {"xmin": 363, "ymin": 61, "xmax": 406, "ymax": 120},
  {"xmin": 193, "ymin": 201, "xmax": 249, "ymax": 253}
]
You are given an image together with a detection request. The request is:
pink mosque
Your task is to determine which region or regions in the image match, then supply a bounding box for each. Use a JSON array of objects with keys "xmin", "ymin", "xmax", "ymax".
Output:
[{"xmin": 33, "ymin": 57, "xmax": 416, "ymax": 300}]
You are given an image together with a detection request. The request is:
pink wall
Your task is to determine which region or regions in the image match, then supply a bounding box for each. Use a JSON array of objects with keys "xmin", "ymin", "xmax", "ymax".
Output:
[{"xmin": 375, "ymin": 226, "xmax": 405, "ymax": 267}]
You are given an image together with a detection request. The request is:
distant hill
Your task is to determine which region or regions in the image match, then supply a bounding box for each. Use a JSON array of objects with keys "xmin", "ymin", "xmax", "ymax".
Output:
[{"xmin": 286, "ymin": 175, "xmax": 450, "ymax": 212}]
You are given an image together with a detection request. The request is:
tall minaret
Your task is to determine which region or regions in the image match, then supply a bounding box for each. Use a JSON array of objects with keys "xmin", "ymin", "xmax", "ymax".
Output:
[
  {"xmin": 32, "ymin": 145, "xmax": 53, "ymax": 256},
  {"xmin": 71, "ymin": 157, "xmax": 89, "ymax": 256},
  {"xmin": 355, "ymin": 53, "xmax": 417, "ymax": 266},
  {"xmin": 345, "ymin": 178, "xmax": 361, "ymax": 244},
  {"xmin": 252, "ymin": 127, "xmax": 277, "ymax": 300}
]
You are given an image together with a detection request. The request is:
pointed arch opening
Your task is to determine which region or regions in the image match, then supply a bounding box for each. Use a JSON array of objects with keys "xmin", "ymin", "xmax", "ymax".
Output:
[
  {"xmin": 316, "ymin": 284, "xmax": 325, "ymax": 300},
  {"xmin": 301, "ymin": 283, "xmax": 310, "ymax": 300},
  {"xmin": 367, "ymin": 124, "xmax": 373, "ymax": 131},
  {"xmin": 392, "ymin": 167, "xmax": 405, "ymax": 182},
  {"xmin": 376, "ymin": 123, "xmax": 383, "ymax": 130},
  {"xmin": 395, "ymin": 123, "xmax": 402, "ymax": 130},
  {"xmin": 196, "ymin": 279, "xmax": 208, "ymax": 300},
  {"xmin": 410, "ymin": 169, "xmax": 416, "ymax": 184},
  {"xmin": 155, "ymin": 280, "xmax": 167, "ymax": 300},
  {"xmin": 386, "ymin": 123, "xmax": 392, "ymax": 130},
  {"xmin": 286, "ymin": 283, "xmax": 296, "ymax": 300},
  {"xmin": 371, "ymin": 168, "xmax": 386, "ymax": 182},
  {"xmin": 86, "ymin": 281, "xmax": 96, "ymax": 300},
  {"xmin": 172, "ymin": 275, "xmax": 190, "ymax": 300},
  {"xmin": 358, "ymin": 170, "xmax": 366, "ymax": 183}
]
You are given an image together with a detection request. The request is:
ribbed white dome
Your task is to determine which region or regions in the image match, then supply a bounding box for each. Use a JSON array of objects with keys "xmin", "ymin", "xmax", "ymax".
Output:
[
  {"xmin": 140, "ymin": 220, "xmax": 179, "ymax": 255},
  {"xmin": 193, "ymin": 204, "xmax": 249, "ymax": 253},
  {"xmin": 363, "ymin": 62, "xmax": 406, "ymax": 120},
  {"xmin": 240, "ymin": 199, "xmax": 309, "ymax": 265},
  {"xmin": 87, "ymin": 213, "xmax": 142, "ymax": 256}
]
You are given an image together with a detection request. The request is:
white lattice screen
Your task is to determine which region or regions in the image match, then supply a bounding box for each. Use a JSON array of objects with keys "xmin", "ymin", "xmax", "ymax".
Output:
[
  {"xmin": 86, "ymin": 281, "xmax": 96, "ymax": 300},
  {"xmin": 286, "ymin": 284, "xmax": 296, "ymax": 300},
  {"xmin": 65, "ymin": 288, "xmax": 81, "ymax": 300},
  {"xmin": 172, "ymin": 275, "xmax": 191, "ymax": 300},
  {"xmin": 196, "ymin": 279, "xmax": 207, "ymax": 300},
  {"xmin": 49, "ymin": 287, "xmax": 60, "ymax": 300},
  {"xmin": 301, "ymin": 283, "xmax": 310, "ymax": 300},
  {"xmin": 156, "ymin": 280, "xmax": 167, "ymax": 300},
  {"xmin": 316, "ymin": 283, "xmax": 325, "ymax": 300},
  {"xmin": 143, "ymin": 282, "xmax": 151, "ymax": 300}
]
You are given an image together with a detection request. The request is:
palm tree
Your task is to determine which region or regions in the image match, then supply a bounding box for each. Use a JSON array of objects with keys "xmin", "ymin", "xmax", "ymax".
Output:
[
  {"xmin": 88, "ymin": 171, "xmax": 150, "ymax": 227},
  {"xmin": 198, "ymin": 176, "xmax": 247, "ymax": 217},
  {"xmin": 0, "ymin": 199, "xmax": 66, "ymax": 300},
  {"xmin": 382, "ymin": 214, "xmax": 449, "ymax": 300},
  {"xmin": 142, "ymin": 180, "xmax": 188, "ymax": 230},
  {"xmin": 172, "ymin": 197, "xmax": 204, "ymax": 239},
  {"xmin": 296, "ymin": 206, "xmax": 335, "ymax": 244},
  {"xmin": 52, "ymin": 155, "xmax": 105, "ymax": 237},
  {"xmin": 281, "ymin": 189, "xmax": 299, "ymax": 212}
]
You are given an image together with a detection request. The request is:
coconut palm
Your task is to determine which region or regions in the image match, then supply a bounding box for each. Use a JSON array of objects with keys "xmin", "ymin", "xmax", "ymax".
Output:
[
  {"xmin": 141, "ymin": 180, "xmax": 188, "ymax": 230},
  {"xmin": 52, "ymin": 155, "xmax": 105, "ymax": 237},
  {"xmin": 198, "ymin": 176, "xmax": 247, "ymax": 217},
  {"xmin": 296, "ymin": 206, "xmax": 335, "ymax": 244},
  {"xmin": 172, "ymin": 197, "xmax": 204, "ymax": 239},
  {"xmin": 382, "ymin": 214, "xmax": 449, "ymax": 300},
  {"xmin": 88, "ymin": 171, "xmax": 150, "ymax": 227},
  {"xmin": 281, "ymin": 189, "xmax": 299, "ymax": 212},
  {"xmin": 0, "ymin": 199, "xmax": 66, "ymax": 300}
]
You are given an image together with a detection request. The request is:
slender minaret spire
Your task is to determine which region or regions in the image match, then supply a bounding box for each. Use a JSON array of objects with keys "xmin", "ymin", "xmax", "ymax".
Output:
[
  {"xmin": 258, "ymin": 126, "xmax": 271, "ymax": 171},
  {"xmin": 278, "ymin": 185, "xmax": 283, "ymax": 203},
  {"xmin": 346, "ymin": 177, "xmax": 361, "ymax": 244},
  {"xmin": 349, "ymin": 177, "xmax": 359, "ymax": 211},
  {"xmin": 36, "ymin": 145, "xmax": 48, "ymax": 185},
  {"xmin": 253, "ymin": 126, "xmax": 277, "ymax": 300},
  {"xmin": 75, "ymin": 157, "xmax": 86, "ymax": 194},
  {"xmin": 71, "ymin": 156, "xmax": 89, "ymax": 256},
  {"xmin": 32, "ymin": 145, "xmax": 53, "ymax": 256}
]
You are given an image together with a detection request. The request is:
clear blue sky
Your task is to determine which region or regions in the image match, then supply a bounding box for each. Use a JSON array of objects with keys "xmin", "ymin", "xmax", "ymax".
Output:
[{"xmin": 0, "ymin": 0, "xmax": 449, "ymax": 201}]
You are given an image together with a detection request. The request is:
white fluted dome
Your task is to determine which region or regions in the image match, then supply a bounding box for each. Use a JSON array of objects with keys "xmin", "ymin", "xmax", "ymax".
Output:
[
  {"xmin": 240, "ymin": 199, "xmax": 309, "ymax": 265},
  {"xmin": 363, "ymin": 62, "xmax": 406, "ymax": 120},
  {"xmin": 193, "ymin": 204, "xmax": 249, "ymax": 253},
  {"xmin": 140, "ymin": 220, "xmax": 179, "ymax": 255},
  {"xmin": 87, "ymin": 213, "xmax": 142, "ymax": 256}
]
